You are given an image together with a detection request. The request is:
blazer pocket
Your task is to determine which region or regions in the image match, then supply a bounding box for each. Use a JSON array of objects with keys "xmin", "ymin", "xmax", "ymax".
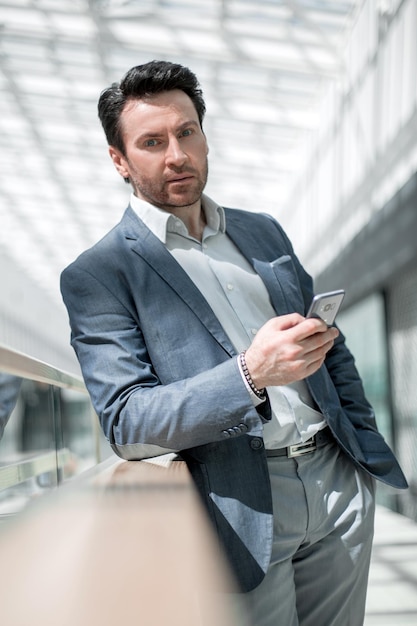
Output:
[{"xmin": 269, "ymin": 255, "xmax": 304, "ymax": 313}]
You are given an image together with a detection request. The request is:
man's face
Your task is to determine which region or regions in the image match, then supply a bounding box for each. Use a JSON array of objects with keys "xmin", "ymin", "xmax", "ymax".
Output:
[{"xmin": 109, "ymin": 89, "xmax": 209, "ymax": 213}]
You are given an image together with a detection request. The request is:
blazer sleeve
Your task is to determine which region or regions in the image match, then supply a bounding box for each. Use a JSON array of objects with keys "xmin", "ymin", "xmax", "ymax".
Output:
[{"xmin": 60, "ymin": 262, "xmax": 266, "ymax": 460}]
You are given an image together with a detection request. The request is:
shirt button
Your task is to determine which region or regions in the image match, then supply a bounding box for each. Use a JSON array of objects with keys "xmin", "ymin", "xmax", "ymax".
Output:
[
  {"xmin": 202, "ymin": 243, "xmax": 208, "ymax": 249},
  {"xmin": 251, "ymin": 328, "xmax": 258, "ymax": 336},
  {"xmin": 227, "ymin": 283, "xmax": 234, "ymax": 291}
]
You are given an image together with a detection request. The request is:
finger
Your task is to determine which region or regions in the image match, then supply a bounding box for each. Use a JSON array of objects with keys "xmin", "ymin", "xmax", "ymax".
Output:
[
  {"xmin": 269, "ymin": 312, "xmax": 306, "ymax": 331},
  {"xmin": 288, "ymin": 317, "xmax": 329, "ymax": 343}
]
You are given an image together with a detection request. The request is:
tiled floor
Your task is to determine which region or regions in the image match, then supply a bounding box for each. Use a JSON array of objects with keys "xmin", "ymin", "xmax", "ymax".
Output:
[{"xmin": 365, "ymin": 505, "xmax": 417, "ymax": 625}]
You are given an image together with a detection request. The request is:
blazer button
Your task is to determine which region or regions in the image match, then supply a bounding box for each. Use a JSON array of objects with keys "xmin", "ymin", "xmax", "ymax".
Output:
[{"xmin": 250, "ymin": 437, "xmax": 264, "ymax": 450}]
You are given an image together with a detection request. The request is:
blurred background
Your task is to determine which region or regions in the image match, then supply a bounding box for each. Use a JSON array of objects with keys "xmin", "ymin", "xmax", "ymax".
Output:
[{"xmin": 0, "ymin": 0, "xmax": 416, "ymax": 522}]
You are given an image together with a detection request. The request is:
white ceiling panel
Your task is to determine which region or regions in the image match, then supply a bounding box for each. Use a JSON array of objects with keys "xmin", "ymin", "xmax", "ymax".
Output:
[{"xmin": 0, "ymin": 0, "xmax": 363, "ymax": 304}]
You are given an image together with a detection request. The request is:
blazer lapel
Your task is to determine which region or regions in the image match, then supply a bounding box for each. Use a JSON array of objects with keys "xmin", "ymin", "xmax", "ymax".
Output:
[{"xmin": 121, "ymin": 207, "xmax": 236, "ymax": 356}]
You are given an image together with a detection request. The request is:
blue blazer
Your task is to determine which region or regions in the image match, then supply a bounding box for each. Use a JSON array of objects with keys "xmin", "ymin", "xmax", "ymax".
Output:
[{"xmin": 61, "ymin": 206, "xmax": 407, "ymax": 591}]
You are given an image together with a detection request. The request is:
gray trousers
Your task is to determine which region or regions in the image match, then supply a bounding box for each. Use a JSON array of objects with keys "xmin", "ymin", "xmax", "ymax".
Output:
[{"xmin": 227, "ymin": 439, "xmax": 376, "ymax": 626}]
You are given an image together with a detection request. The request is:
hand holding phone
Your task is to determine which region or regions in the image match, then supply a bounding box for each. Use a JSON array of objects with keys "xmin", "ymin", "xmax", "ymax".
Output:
[{"xmin": 306, "ymin": 290, "xmax": 345, "ymax": 326}]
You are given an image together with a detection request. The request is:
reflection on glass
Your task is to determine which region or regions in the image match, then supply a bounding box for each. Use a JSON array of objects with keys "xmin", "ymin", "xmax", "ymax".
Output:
[
  {"xmin": 338, "ymin": 293, "xmax": 392, "ymax": 443},
  {"xmin": 0, "ymin": 367, "xmax": 107, "ymax": 519},
  {"xmin": 0, "ymin": 373, "xmax": 22, "ymax": 441},
  {"xmin": 338, "ymin": 293, "xmax": 396, "ymax": 511}
]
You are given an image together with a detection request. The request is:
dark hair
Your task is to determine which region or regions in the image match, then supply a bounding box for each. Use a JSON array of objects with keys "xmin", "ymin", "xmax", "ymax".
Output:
[{"xmin": 98, "ymin": 60, "xmax": 206, "ymax": 155}]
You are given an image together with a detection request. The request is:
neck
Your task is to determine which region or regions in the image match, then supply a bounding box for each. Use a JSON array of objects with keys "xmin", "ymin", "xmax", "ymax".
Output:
[
  {"xmin": 187, "ymin": 210, "xmax": 207, "ymax": 241},
  {"xmin": 172, "ymin": 204, "xmax": 206, "ymax": 241}
]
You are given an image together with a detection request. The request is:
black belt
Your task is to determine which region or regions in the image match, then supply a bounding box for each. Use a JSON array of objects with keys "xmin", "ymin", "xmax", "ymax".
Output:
[{"xmin": 266, "ymin": 426, "xmax": 334, "ymax": 458}]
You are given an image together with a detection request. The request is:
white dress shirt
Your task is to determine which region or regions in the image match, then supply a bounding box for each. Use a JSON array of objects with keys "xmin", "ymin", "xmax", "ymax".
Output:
[{"xmin": 130, "ymin": 193, "xmax": 326, "ymax": 448}]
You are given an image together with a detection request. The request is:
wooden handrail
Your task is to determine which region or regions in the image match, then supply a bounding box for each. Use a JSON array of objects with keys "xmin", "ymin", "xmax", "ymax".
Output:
[{"xmin": 0, "ymin": 455, "xmax": 241, "ymax": 626}]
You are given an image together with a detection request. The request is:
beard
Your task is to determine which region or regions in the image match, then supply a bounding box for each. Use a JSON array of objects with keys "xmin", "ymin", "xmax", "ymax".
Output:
[{"xmin": 129, "ymin": 160, "xmax": 209, "ymax": 212}]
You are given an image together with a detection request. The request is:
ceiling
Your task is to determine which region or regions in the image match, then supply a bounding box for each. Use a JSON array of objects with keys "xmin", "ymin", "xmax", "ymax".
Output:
[{"xmin": 0, "ymin": 0, "xmax": 363, "ymax": 305}]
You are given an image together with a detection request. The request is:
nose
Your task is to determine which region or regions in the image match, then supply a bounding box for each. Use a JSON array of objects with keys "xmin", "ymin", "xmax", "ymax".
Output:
[{"xmin": 165, "ymin": 138, "xmax": 187, "ymax": 168}]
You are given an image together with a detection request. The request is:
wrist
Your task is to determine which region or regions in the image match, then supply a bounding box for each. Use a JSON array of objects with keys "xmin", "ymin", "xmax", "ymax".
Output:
[{"xmin": 239, "ymin": 351, "xmax": 266, "ymax": 400}]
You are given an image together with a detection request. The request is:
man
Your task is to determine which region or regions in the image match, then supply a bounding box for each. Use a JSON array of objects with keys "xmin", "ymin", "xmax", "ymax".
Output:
[{"xmin": 61, "ymin": 60, "xmax": 407, "ymax": 625}]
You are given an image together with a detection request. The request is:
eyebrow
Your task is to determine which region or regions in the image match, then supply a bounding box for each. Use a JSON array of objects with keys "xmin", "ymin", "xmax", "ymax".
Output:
[
  {"xmin": 177, "ymin": 120, "xmax": 199, "ymax": 131},
  {"xmin": 137, "ymin": 120, "xmax": 200, "ymax": 142}
]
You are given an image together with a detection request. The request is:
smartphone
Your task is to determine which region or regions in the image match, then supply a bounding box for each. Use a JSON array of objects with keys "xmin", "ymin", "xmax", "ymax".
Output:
[{"xmin": 306, "ymin": 289, "xmax": 345, "ymax": 326}]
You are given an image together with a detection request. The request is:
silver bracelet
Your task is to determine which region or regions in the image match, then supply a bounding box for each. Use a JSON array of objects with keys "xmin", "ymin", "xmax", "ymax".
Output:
[{"xmin": 239, "ymin": 351, "xmax": 266, "ymax": 400}]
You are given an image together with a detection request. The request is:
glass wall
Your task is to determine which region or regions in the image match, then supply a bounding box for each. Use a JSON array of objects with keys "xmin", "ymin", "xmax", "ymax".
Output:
[
  {"xmin": 281, "ymin": 0, "xmax": 417, "ymax": 280},
  {"xmin": 338, "ymin": 293, "xmax": 392, "ymax": 443},
  {"xmin": 386, "ymin": 265, "xmax": 417, "ymax": 520},
  {"xmin": 337, "ymin": 292, "xmax": 397, "ymax": 509}
]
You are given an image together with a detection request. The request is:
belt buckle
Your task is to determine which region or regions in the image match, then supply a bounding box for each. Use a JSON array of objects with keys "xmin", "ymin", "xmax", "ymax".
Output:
[{"xmin": 287, "ymin": 438, "xmax": 317, "ymax": 458}]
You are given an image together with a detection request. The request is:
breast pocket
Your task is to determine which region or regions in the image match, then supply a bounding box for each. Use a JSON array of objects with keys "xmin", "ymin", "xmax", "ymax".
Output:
[{"xmin": 268, "ymin": 255, "xmax": 305, "ymax": 314}]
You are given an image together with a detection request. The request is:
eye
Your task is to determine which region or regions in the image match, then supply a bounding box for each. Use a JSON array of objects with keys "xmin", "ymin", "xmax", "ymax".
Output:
[
  {"xmin": 145, "ymin": 138, "xmax": 158, "ymax": 147},
  {"xmin": 181, "ymin": 128, "xmax": 193, "ymax": 137}
]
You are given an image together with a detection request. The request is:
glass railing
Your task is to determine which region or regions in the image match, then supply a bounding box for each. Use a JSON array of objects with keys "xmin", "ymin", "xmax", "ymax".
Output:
[
  {"xmin": 0, "ymin": 346, "xmax": 242, "ymax": 624},
  {"xmin": 0, "ymin": 344, "xmax": 112, "ymax": 520}
]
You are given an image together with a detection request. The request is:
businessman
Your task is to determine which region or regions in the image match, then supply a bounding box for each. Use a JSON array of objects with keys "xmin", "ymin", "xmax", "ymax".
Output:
[{"xmin": 61, "ymin": 60, "xmax": 407, "ymax": 625}]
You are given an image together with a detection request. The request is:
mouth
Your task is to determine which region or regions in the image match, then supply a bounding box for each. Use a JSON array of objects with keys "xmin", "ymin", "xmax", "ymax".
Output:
[{"xmin": 166, "ymin": 172, "xmax": 195, "ymax": 184}]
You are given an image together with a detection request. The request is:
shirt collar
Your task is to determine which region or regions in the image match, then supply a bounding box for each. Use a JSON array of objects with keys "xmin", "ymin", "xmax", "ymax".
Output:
[{"xmin": 129, "ymin": 193, "xmax": 226, "ymax": 244}]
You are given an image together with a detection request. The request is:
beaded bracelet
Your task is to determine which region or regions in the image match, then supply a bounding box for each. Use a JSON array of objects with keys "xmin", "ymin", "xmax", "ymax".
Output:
[{"xmin": 239, "ymin": 351, "xmax": 266, "ymax": 400}]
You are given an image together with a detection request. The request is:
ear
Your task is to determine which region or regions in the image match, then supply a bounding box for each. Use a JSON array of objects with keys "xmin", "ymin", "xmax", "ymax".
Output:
[{"xmin": 109, "ymin": 146, "xmax": 130, "ymax": 179}]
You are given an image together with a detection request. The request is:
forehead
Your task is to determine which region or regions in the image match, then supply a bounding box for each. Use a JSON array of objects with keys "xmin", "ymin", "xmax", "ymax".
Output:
[{"xmin": 120, "ymin": 89, "xmax": 199, "ymax": 136}]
